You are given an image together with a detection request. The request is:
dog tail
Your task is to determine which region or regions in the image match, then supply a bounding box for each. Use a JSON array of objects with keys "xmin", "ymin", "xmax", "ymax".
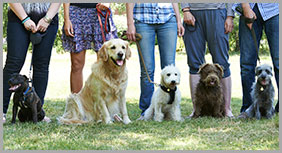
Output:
[
  {"xmin": 144, "ymin": 105, "xmax": 154, "ymax": 120},
  {"xmin": 57, "ymin": 94, "xmax": 87, "ymax": 124}
]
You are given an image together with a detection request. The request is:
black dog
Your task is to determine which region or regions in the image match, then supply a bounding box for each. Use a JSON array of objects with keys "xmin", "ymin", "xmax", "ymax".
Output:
[{"xmin": 9, "ymin": 73, "xmax": 45, "ymax": 123}]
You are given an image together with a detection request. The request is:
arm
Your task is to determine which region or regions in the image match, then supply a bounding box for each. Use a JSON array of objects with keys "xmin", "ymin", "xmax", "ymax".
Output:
[
  {"xmin": 63, "ymin": 3, "xmax": 74, "ymax": 37},
  {"xmin": 37, "ymin": 3, "xmax": 61, "ymax": 33},
  {"xmin": 9, "ymin": 3, "xmax": 37, "ymax": 33},
  {"xmin": 172, "ymin": 3, "xmax": 185, "ymax": 36},
  {"xmin": 126, "ymin": 3, "xmax": 136, "ymax": 41},
  {"xmin": 224, "ymin": 3, "xmax": 234, "ymax": 34},
  {"xmin": 241, "ymin": 3, "xmax": 257, "ymax": 30},
  {"xmin": 181, "ymin": 3, "xmax": 196, "ymax": 26}
]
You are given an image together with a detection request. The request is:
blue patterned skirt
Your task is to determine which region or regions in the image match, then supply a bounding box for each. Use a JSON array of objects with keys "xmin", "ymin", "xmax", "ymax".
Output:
[{"xmin": 61, "ymin": 5, "xmax": 118, "ymax": 53}]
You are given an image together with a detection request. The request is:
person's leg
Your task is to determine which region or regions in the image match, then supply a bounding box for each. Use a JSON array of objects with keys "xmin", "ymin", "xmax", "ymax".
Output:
[
  {"xmin": 3, "ymin": 21, "xmax": 30, "ymax": 115},
  {"xmin": 182, "ymin": 11, "xmax": 206, "ymax": 117},
  {"xmin": 157, "ymin": 16, "xmax": 177, "ymax": 68},
  {"xmin": 239, "ymin": 5, "xmax": 264, "ymax": 112},
  {"xmin": 32, "ymin": 21, "xmax": 58, "ymax": 106},
  {"xmin": 70, "ymin": 50, "xmax": 86, "ymax": 93},
  {"xmin": 135, "ymin": 22, "xmax": 156, "ymax": 117},
  {"xmin": 188, "ymin": 74, "xmax": 200, "ymax": 117},
  {"xmin": 264, "ymin": 14, "xmax": 279, "ymax": 112},
  {"xmin": 206, "ymin": 9, "xmax": 233, "ymax": 117}
]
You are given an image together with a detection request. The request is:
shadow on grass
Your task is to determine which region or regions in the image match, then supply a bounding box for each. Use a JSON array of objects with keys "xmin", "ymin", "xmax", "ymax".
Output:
[{"xmin": 3, "ymin": 97, "xmax": 279, "ymax": 150}]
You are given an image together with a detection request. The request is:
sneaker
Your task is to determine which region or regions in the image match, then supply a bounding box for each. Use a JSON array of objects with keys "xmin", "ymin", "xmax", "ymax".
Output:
[
  {"xmin": 42, "ymin": 116, "xmax": 51, "ymax": 123},
  {"xmin": 136, "ymin": 115, "xmax": 145, "ymax": 121},
  {"xmin": 3, "ymin": 114, "xmax": 6, "ymax": 123}
]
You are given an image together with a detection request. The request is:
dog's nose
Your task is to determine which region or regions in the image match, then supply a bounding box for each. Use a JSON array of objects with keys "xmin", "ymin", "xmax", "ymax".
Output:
[
  {"xmin": 171, "ymin": 80, "xmax": 176, "ymax": 84},
  {"xmin": 117, "ymin": 52, "xmax": 124, "ymax": 58}
]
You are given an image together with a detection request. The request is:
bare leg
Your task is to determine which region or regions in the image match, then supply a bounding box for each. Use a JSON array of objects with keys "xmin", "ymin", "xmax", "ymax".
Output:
[{"xmin": 70, "ymin": 50, "xmax": 86, "ymax": 93}]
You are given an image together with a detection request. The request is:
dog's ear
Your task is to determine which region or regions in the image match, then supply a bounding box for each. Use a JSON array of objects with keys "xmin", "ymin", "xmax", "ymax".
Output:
[
  {"xmin": 269, "ymin": 66, "xmax": 273, "ymax": 76},
  {"xmin": 265, "ymin": 65, "xmax": 273, "ymax": 76},
  {"xmin": 125, "ymin": 41, "xmax": 131, "ymax": 60},
  {"xmin": 214, "ymin": 64, "xmax": 224, "ymax": 77},
  {"xmin": 198, "ymin": 63, "xmax": 209, "ymax": 74},
  {"xmin": 255, "ymin": 66, "xmax": 261, "ymax": 76},
  {"xmin": 23, "ymin": 75, "xmax": 29, "ymax": 81},
  {"xmin": 160, "ymin": 68, "xmax": 167, "ymax": 86},
  {"xmin": 98, "ymin": 43, "xmax": 108, "ymax": 61}
]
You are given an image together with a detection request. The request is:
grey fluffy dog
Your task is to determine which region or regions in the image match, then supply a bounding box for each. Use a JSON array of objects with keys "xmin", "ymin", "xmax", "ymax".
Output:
[{"xmin": 238, "ymin": 64, "xmax": 275, "ymax": 119}]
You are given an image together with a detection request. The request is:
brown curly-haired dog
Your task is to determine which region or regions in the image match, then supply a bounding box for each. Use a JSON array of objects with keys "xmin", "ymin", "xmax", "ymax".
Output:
[{"xmin": 192, "ymin": 63, "xmax": 226, "ymax": 118}]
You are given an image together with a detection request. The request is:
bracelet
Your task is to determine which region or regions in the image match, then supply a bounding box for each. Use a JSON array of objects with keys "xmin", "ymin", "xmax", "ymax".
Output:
[
  {"xmin": 183, "ymin": 9, "xmax": 190, "ymax": 13},
  {"xmin": 43, "ymin": 15, "xmax": 52, "ymax": 24},
  {"xmin": 21, "ymin": 16, "xmax": 30, "ymax": 24}
]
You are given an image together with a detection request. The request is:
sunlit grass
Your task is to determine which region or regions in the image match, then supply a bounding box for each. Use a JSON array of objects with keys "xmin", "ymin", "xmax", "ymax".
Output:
[{"xmin": 2, "ymin": 52, "xmax": 279, "ymax": 150}]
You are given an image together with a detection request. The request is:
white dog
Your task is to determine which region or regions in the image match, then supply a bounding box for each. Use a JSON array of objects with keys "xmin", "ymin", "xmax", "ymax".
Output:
[{"xmin": 144, "ymin": 65, "xmax": 182, "ymax": 122}]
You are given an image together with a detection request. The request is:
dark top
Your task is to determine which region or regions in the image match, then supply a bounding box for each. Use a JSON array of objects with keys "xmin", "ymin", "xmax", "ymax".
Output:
[
  {"xmin": 8, "ymin": 9, "xmax": 58, "ymax": 25},
  {"xmin": 70, "ymin": 3, "xmax": 98, "ymax": 8}
]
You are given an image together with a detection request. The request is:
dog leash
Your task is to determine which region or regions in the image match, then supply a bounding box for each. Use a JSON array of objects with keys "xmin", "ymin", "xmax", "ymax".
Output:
[
  {"xmin": 19, "ymin": 86, "xmax": 35, "ymax": 108},
  {"xmin": 120, "ymin": 31, "xmax": 160, "ymax": 87},
  {"xmin": 28, "ymin": 32, "xmax": 47, "ymax": 86},
  {"xmin": 96, "ymin": 4, "xmax": 111, "ymax": 43},
  {"xmin": 235, "ymin": 6, "xmax": 261, "ymax": 65}
]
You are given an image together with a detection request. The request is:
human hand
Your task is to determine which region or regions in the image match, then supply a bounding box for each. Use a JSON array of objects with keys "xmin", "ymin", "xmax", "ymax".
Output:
[
  {"xmin": 36, "ymin": 17, "xmax": 50, "ymax": 33},
  {"xmin": 224, "ymin": 16, "xmax": 234, "ymax": 34},
  {"xmin": 126, "ymin": 23, "xmax": 136, "ymax": 41},
  {"xmin": 23, "ymin": 19, "xmax": 37, "ymax": 33},
  {"xmin": 177, "ymin": 22, "xmax": 185, "ymax": 36},
  {"xmin": 242, "ymin": 5, "xmax": 257, "ymax": 29},
  {"xmin": 98, "ymin": 3, "xmax": 110, "ymax": 10},
  {"xmin": 63, "ymin": 19, "xmax": 74, "ymax": 37},
  {"xmin": 183, "ymin": 11, "xmax": 196, "ymax": 26}
]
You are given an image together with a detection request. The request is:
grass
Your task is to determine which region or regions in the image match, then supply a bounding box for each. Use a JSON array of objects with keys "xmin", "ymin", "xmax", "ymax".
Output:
[{"xmin": 2, "ymin": 50, "xmax": 279, "ymax": 150}]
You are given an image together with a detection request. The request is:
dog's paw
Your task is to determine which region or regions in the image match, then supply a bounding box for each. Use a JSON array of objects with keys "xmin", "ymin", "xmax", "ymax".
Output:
[
  {"xmin": 154, "ymin": 114, "xmax": 164, "ymax": 122},
  {"xmin": 123, "ymin": 118, "xmax": 132, "ymax": 124},
  {"xmin": 177, "ymin": 117, "xmax": 184, "ymax": 122},
  {"xmin": 154, "ymin": 117, "xmax": 163, "ymax": 122},
  {"xmin": 105, "ymin": 120, "xmax": 113, "ymax": 124},
  {"xmin": 237, "ymin": 112, "xmax": 248, "ymax": 119}
]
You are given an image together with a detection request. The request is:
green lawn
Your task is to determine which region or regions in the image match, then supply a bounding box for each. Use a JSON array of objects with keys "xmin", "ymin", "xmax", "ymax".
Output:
[{"xmin": 2, "ymin": 50, "xmax": 279, "ymax": 150}]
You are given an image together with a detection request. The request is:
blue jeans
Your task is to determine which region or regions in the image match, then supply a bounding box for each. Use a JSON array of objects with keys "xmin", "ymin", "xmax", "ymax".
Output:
[
  {"xmin": 135, "ymin": 16, "xmax": 177, "ymax": 116},
  {"xmin": 182, "ymin": 9, "xmax": 231, "ymax": 78},
  {"xmin": 3, "ymin": 14, "xmax": 58, "ymax": 114},
  {"xmin": 239, "ymin": 5, "xmax": 279, "ymax": 112}
]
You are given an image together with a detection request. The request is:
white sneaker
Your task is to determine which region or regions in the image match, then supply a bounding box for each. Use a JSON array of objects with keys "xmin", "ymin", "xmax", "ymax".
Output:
[
  {"xmin": 42, "ymin": 116, "xmax": 51, "ymax": 123},
  {"xmin": 3, "ymin": 114, "xmax": 6, "ymax": 123}
]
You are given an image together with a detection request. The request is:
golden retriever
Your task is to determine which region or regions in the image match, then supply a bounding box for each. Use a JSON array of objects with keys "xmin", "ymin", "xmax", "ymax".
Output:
[{"xmin": 57, "ymin": 39, "xmax": 132, "ymax": 124}]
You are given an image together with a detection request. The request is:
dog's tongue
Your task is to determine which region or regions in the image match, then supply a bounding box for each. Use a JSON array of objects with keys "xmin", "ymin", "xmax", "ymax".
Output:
[
  {"xmin": 9, "ymin": 84, "xmax": 21, "ymax": 91},
  {"xmin": 116, "ymin": 60, "xmax": 124, "ymax": 66},
  {"xmin": 210, "ymin": 81, "xmax": 215, "ymax": 85},
  {"xmin": 261, "ymin": 80, "xmax": 267, "ymax": 86}
]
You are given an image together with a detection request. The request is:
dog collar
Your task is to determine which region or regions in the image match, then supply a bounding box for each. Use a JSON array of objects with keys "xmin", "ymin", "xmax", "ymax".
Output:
[
  {"xmin": 23, "ymin": 87, "xmax": 34, "ymax": 102},
  {"xmin": 160, "ymin": 85, "xmax": 177, "ymax": 104}
]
